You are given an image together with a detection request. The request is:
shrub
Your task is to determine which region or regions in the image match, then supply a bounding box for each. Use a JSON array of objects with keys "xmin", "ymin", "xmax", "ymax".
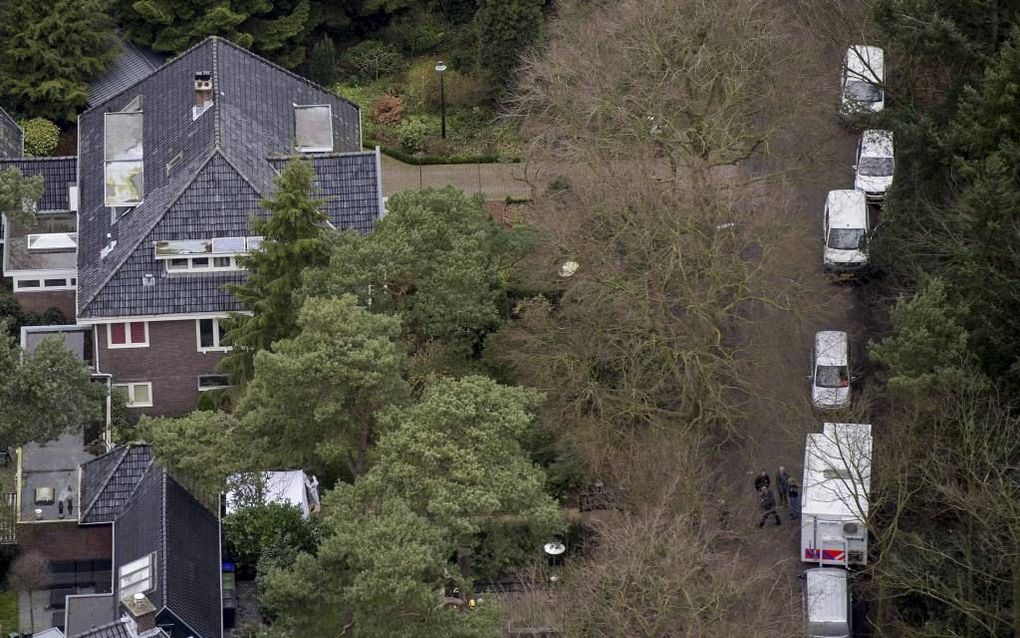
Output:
[
  {"xmin": 402, "ymin": 61, "xmax": 491, "ymax": 113},
  {"xmin": 371, "ymin": 94, "xmax": 405, "ymax": 125},
  {"xmin": 224, "ymin": 501, "xmax": 319, "ymax": 577},
  {"xmin": 19, "ymin": 118, "xmax": 59, "ymax": 156},
  {"xmin": 396, "ymin": 117, "xmax": 430, "ymax": 153},
  {"xmin": 342, "ymin": 40, "xmax": 404, "ymax": 82}
]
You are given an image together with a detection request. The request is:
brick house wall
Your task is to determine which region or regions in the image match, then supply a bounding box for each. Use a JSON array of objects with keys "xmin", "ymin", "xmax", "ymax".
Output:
[
  {"xmin": 95, "ymin": 319, "xmax": 227, "ymax": 417},
  {"xmin": 16, "ymin": 522, "xmax": 112, "ymax": 562},
  {"xmin": 15, "ymin": 290, "xmax": 76, "ymax": 320}
]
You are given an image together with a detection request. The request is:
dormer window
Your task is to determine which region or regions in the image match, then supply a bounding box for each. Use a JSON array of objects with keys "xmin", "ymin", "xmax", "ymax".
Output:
[
  {"xmin": 27, "ymin": 232, "xmax": 77, "ymax": 252},
  {"xmin": 294, "ymin": 105, "xmax": 333, "ymax": 153},
  {"xmin": 105, "ymin": 111, "xmax": 144, "ymax": 207}
]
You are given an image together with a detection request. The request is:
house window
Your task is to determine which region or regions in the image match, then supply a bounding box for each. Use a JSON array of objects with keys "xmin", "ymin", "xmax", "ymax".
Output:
[
  {"xmin": 108, "ymin": 321, "xmax": 148, "ymax": 348},
  {"xmin": 164, "ymin": 255, "xmax": 239, "ymax": 273},
  {"xmin": 294, "ymin": 105, "xmax": 333, "ymax": 152},
  {"xmin": 104, "ymin": 112, "xmax": 144, "ymax": 207},
  {"xmin": 44, "ymin": 278, "xmax": 69, "ymax": 288},
  {"xmin": 198, "ymin": 374, "xmax": 231, "ymax": 391},
  {"xmin": 118, "ymin": 553, "xmax": 155, "ymax": 598},
  {"xmin": 113, "ymin": 382, "xmax": 153, "ymax": 408},
  {"xmin": 15, "ymin": 279, "xmax": 40, "ymax": 289},
  {"xmin": 197, "ymin": 318, "xmax": 230, "ymax": 352}
]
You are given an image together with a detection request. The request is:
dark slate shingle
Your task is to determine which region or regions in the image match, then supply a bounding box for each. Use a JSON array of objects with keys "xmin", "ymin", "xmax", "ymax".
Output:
[
  {"xmin": 88, "ymin": 38, "xmax": 163, "ymax": 107},
  {"xmin": 0, "ymin": 156, "xmax": 77, "ymax": 211},
  {"xmin": 80, "ymin": 443, "xmax": 155, "ymax": 524}
]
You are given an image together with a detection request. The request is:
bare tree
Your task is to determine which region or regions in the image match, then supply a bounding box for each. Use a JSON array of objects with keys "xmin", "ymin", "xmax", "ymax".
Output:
[{"xmin": 8, "ymin": 550, "xmax": 50, "ymax": 633}]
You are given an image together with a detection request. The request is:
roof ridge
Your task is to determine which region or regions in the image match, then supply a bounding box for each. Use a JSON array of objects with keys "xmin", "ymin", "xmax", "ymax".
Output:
[
  {"xmin": 213, "ymin": 38, "xmax": 222, "ymax": 150},
  {"xmin": 0, "ymin": 155, "xmax": 77, "ymax": 162},
  {"xmin": 160, "ymin": 469, "xmax": 168, "ymax": 599},
  {"xmin": 80, "ymin": 37, "xmax": 212, "ymax": 117},
  {"xmin": 0, "ymin": 105, "xmax": 20, "ymax": 131},
  {"xmin": 268, "ymin": 149, "xmax": 377, "ymax": 160},
  {"xmin": 80, "ymin": 445, "xmax": 130, "ymax": 520},
  {"xmin": 122, "ymin": 38, "xmax": 161, "ymax": 72},
  {"xmin": 216, "ymin": 146, "xmax": 271, "ymax": 198},
  {"xmin": 211, "ymin": 36, "xmax": 360, "ymax": 112},
  {"xmin": 78, "ymin": 150, "xmax": 220, "ymax": 316}
]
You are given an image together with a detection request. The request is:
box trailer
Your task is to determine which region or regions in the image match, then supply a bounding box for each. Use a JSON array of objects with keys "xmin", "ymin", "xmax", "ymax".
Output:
[
  {"xmin": 804, "ymin": 567, "xmax": 851, "ymax": 637},
  {"xmin": 801, "ymin": 422, "xmax": 872, "ymax": 566}
]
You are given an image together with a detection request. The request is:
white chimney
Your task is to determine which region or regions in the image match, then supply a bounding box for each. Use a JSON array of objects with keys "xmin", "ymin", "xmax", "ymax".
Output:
[{"xmin": 193, "ymin": 71, "xmax": 213, "ymax": 120}]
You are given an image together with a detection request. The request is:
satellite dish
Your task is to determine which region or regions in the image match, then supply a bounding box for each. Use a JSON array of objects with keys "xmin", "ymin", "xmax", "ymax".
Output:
[
  {"xmin": 558, "ymin": 261, "xmax": 579, "ymax": 278},
  {"xmin": 543, "ymin": 542, "xmax": 566, "ymax": 556}
]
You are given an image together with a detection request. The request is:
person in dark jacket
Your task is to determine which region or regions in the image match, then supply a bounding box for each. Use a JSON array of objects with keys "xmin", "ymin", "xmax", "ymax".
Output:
[
  {"xmin": 788, "ymin": 480, "xmax": 801, "ymax": 519},
  {"xmin": 753, "ymin": 470, "xmax": 770, "ymax": 493},
  {"xmin": 757, "ymin": 485, "xmax": 781, "ymax": 527},
  {"xmin": 776, "ymin": 466, "xmax": 790, "ymax": 506}
]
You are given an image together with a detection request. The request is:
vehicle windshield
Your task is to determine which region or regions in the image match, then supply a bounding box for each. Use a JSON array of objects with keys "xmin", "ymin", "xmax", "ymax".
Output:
[
  {"xmin": 827, "ymin": 228, "xmax": 866, "ymax": 250},
  {"xmin": 859, "ymin": 157, "xmax": 893, "ymax": 177},
  {"xmin": 815, "ymin": 365, "xmax": 850, "ymax": 388},
  {"xmin": 845, "ymin": 80, "xmax": 882, "ymax": 103}
]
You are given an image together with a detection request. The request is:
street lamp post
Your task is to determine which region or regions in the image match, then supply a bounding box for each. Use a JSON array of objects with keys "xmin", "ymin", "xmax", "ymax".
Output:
[{"xmin": 435, "ymin": 61, "xmax": 447, "ymax": 139}]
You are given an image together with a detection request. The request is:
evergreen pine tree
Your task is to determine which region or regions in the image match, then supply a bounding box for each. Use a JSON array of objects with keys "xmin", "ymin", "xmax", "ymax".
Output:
[
  {"xmin": 0, "ymin": 0, "xmax": 117, "ymax": 121},
  {"xmin": 474, "ymin": 0, "xmax": 544, "ymax": 86},
  {"xmin": 222, "ymin": 158, "xmax": 330, "ymax": 382},
  {"xmin": 306, "ymin": 34, "xmax": 338, "ymax": 87}
]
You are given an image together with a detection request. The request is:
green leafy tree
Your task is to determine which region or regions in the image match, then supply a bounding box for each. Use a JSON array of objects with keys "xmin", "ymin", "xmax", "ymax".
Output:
[
  {"xmin": 222, "ymin": 157, "xmax": 330, "ymax": 382},
  {"xmin": 0, "ymin": 167, "xmax": 44, "ymax": 228},
  {"xmin": 0, "ymin": 0, "xmax": 116, "ymax": 121},
  {"xmin": 138, "ymin": 410, "xmax": 245, "ymax": 494},
  {"xmin": 113, "ymin": 0, "xmax": 314, "ymax": 68},
  {"xmin": 306, "ymin": 34, "xmax": 337, "ymax": 87},
  {"xmin": 474, "ymin": 0, "xmax": 543, "ymax": 85},
  {"xmin": 237, "ymin": 295, "xmax": 411, "ymax": 478},
  {"xmin": 0, "ymin": 332, "xmax": 105, "ymax": 448},
  {"xmin": 224, "ymin": 501, "xmax": 319, "ymax": 576},
  {"xmin": 19, "ymin": 119, "xmax": 60, "ymax": 157},
  {"xmin": 342, "ymin": 39, "xmax": 404, "ymax": 81},
  {"xmin": 303, "ymin": 187, "xmax": 529, "ymax": 359}
]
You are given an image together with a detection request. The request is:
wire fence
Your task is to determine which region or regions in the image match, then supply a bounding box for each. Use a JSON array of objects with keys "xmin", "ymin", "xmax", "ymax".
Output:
[{"xmin": 381, "ymin": 161, "xmax": 535, "ymax": 199}]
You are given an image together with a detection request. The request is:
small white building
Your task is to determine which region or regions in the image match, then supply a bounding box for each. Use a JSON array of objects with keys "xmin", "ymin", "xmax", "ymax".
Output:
[
  {"xmin": 225, "ymin": 470, "xmax": 321, "ymax": 518},
  {"xmin": 803, "ymin": 567, "xmax": 851, "ymax": 637}
]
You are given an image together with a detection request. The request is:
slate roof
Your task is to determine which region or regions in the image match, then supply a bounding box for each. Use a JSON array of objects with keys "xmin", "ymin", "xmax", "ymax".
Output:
[
  {"xmin": 269, "ymin": 152, "xmax": 383, "ymax": 235},
  {"xmin": 88, "ymin": 37, "xmax": 164, "ymax": 107},
  {"xmin": 79, "ymin": 444, "xmax": 155, "ymax": 524},
  {"xmin": 115, "ymin": 467, "xmax": 221, "ymax": 638},
  {"xmin": 76, "ymin": 36, "xmax": 379, "ymax": 320},
  {"xmin": 0, "ymin": 106, "xmax": 22, "ymax": 158},
  {"xmin": 71, "ymin": 620, "xmax": 171, "ymax": 638},
  {"xmin": 0, "ymin": 156, "xmax": 76, "ymax": 211}
]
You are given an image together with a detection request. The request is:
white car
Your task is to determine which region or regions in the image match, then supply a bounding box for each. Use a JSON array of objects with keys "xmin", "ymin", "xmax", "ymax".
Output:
[
  {"xmin": 854, "ymin": 129, "xmax": 894, "ymax": 201},
  {"xmin": 811, "ymin": 331, "xmax": 851, "ymax": 410},
  {"xmin": 823, "ymin": 189, "xmax": 869, "ymax": 273},
  {"xmin": 841, "ymin": 45, "xmax": 885, "ymax": 115}
]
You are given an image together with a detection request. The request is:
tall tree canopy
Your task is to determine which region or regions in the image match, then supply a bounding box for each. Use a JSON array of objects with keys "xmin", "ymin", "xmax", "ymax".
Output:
[
  {"xmin": 0, "ymin": 167, "xmax": 45, "ymax": 228},
  {"xmin": 474, "ymin": 0, "xmax": 544, "ymax": 86},
  {"xmin": 223, "ymin": 157, "xmax": 330, "ymax": 382},
  {"xmin": 236, "ymin": 295, "xmax": 411, "ymax": 478},
  {"xmin": 0, "ymin": 0, "xmax": 117, "ymax": 121},
  {"xmin": 0, "ymin": 333, "xmax": 105, "ymax": 447}
]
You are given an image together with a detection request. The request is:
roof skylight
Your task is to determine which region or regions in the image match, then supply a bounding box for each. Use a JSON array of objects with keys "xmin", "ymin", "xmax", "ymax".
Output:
[
  {"xmin": 104, "ymin": 111, "xmax": 144, "ymax": 207},
  {"xmin": 294, "ymin": 105, "xmax": 333, "ymax": 153}
]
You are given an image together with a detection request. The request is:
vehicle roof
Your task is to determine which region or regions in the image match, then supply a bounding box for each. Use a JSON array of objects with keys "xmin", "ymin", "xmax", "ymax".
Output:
[
  {"xmin": 826, "ymin": 190, "xmax": 867, "ymax": 228},
  {"xmin": 860, "ymin": 129, "xmax": 894, "ymax": 158},
  {"xmin": 845, "ymin": 45, "xmax": 884, "ymax": 81},
  {"xmin": 802, "ymin": 423, "xmax": 872, "ymax": 518},
  {"xmin": 815, "ymin": 331, "xmax": 849, "ymax": 366},
  {"xmin": 805, "ymin": 568, "xmax": 848, "ymax": 623}
]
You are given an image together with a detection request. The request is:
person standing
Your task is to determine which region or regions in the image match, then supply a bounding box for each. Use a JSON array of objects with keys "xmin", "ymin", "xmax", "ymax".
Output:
[
  {"xmin": 753, "ymin": 470, "xmax": 770, "ymax": 493},
  {"xmin": 776, "ymin": 466, "xmax": 790, "ymax": 506},
  {"xmin": 788, "ymin": 480, "xmax": 801, "ymax": 519},
  {"xmin": 757, "ymin": 486, "xmax": 781, "ymax": 527}
]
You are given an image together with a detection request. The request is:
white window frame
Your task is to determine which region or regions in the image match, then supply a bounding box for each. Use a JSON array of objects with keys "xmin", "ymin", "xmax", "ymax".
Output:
[
  {"xmin": 113, "ymin": 382, "xmax": 153, "ymax": 408},
  {"xmin": 118, "ymin": 553, "xmax": 156, "ymax": 598},
  {"xmin": 197, "ymin": 374, "xmax": 232, "ymax": 392},
  {"xmin": 294, "ymin": 104, "xmax": 334, "ymax": 153},
  {"xmin": 107, "ymin": 321, "xmax": 149, "ymax": 349},
  {"xmin": 104, "ymin": 111, "xmax": 145, "ymax": 208},
  {"xmin": 196, "ymin": 318, "xmax": 230, "ymax": 353},
  {"xmin": 165, "ymin": 255, "xmax": 241, "ymax": 274}
]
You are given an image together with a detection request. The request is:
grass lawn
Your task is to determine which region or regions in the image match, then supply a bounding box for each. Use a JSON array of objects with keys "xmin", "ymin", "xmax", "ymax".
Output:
[{"xmin": 0, "ymin": 589, "xmax": 19, "ymax": 634}]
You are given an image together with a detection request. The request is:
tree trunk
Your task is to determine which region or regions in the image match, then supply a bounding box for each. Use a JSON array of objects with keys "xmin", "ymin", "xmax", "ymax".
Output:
[{"xmin": 1013, "ymin": 538, "xmax": 1020, "ymax": 638}]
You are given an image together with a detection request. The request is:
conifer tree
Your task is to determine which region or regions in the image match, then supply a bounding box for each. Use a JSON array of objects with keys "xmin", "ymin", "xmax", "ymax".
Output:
[
  {"xmin": 474, "ymin": 0, "xmax": 544, "ymax": 86},
  {"xmin": 0, "ymin": 0, "xmax": 117, "ymax": 121},
  {"xmin": 222, "ymin": 157, "xmax": 330, "ymax": 382},
  {"xmin": 306, "ymin": 34, "xmax": 338, "ymax": 87}
]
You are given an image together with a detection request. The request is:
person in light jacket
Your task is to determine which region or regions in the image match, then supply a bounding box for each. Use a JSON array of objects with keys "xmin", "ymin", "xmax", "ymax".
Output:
[{"xmin": 776, "ymin": 466, "xmax": 790, "ymax": 506}]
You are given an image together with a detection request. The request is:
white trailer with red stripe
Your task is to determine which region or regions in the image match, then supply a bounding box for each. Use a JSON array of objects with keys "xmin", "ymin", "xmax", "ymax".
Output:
[{"xmin": 801, "ymin": 422, "xmax": 872, "ymax": 567}]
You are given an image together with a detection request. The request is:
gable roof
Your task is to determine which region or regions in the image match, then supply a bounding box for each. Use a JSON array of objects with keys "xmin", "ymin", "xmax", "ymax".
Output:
[
  {"xmin": 79, "ymin": 443, "xmax": 155, "ymax": 524},
  {"xmin": 0, "ymin": 106, "xmax": 22, "ymax": 158},
  {"xmin": 88, "ymin": 37, "xmax": 164, "ymax": 107},
  {"xmin": 114, "ymin": 467, "xmax": 221, "ymax": 638},
  {"xmin": 76, "ymin": 36, "xmax": 378, "ymax": 320}
]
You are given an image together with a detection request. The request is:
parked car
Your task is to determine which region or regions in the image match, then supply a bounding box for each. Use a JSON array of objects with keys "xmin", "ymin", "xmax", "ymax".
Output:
[
  {"xmin": 840, "ymin": 45, "xmax": 885, "ymax": 116},
  {"xmin": 823, "ymin": 189, "xmax": 869, "ymax": 273},
  {"xmin": 854, "ymin": 129, "xmax": 894, "ymax": 201},
  {"xmin": 803, "ymin": 567, "xmax": 852, "ymax": 638},
  {"xmin": 811, "ymin": 331, "xmax": 851, "ymax": 410}
]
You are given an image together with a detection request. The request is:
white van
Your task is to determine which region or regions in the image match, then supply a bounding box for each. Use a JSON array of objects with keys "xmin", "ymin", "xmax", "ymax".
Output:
[
  {"xmin": 841, "ymin": 45, "xmax": 885, "ymax": 115},
  {"xmin": 811, "ymin": 331, "xmax": 851, "ymax": 410},
  {"xmin": 804, "ymin": 568, "xmax": 851, "ymax": 637},
  {"xmin": 823, "ymin": 190, "xmax": 869, "ymax": 273},
  {"xmin": 854, "ymin": 130, "xmax": 894, "ymax": 201}
]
